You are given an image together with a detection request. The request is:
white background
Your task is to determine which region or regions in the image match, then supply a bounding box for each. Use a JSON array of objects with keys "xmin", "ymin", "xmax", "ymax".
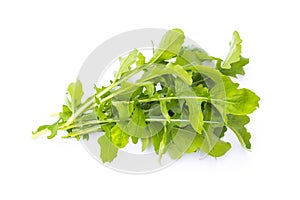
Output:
[{"xmin": 1, "ymin": 0, "xmax": 299, "ymax": 199}]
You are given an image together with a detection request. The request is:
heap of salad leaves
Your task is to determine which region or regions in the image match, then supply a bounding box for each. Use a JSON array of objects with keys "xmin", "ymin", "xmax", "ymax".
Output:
[{"xmin": 33, "ymin": 29, "xmax": 260, "ymax": 163}]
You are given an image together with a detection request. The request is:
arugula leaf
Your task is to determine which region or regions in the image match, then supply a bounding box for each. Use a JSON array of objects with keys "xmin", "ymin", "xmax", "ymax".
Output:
[
  {"xmin": 218, "ymin": 57, "xmax": 249, "ymax": 77},
  {"xmin": 131, "ymin": 136, "xmax": 139, "ymax": 144},
  {"xmin": 151, "ymin": 129, "xmax": 164, "ymax": 154},
  {"xmin": 207, "ymin": 136, "xmax": 231, "ymax": 157},
  {"xmin": 117, "ymin": 104, "xmax": 164, "ymax": 138},
  {"xmin": 167, "ymin": 126, "xmax": 196, "ymax": 159},
  {"xmin": 59, "ymin": 105, "xmax": 72, "ymax": 122},
  {"xmin": 32, "ymin": 121, "xmax": 60, "ymax": 140},
  {"xmin": 201, "ymin": 106, "xmax": 231, "ymax": 157},
  {"xmin": 194, "ymin": 84, "xmax": 209, "ymax": 97},
  {"xmin": 221, "ymin": 31, "xmax": 243, "ymax": 69},
  {"xmin": 176, "ymin": 46, "xmax": 213, "ymax": 66},
  {"xmin": 175, "ymin": 78, "xmax": 205, "ymax": 133},
  {"xmin": 32, "ymin": 125, "xmax": 50, "ymax": 137},
  {"xmin": 136, "ymin": 52, "xmax": 146, "ymax": 68},
  {"xmin": 98, "ymin": 134, "xmax": 118, "ymax": 163},
  {"xmin": 131, "ymin": 105, "xmax": 147, "ymax": 127},
  {"xmin": 139, "ymin": 62, "xmax": 193, "ymax": 85},
  {"xmin": 110, "ymin": 124, "xmax": 129, "ymax": 148},
  {"xmin": 227, "ymin": 114, "xmax": 251, "ymax": 149},
  {"xmin": 144, "ymin": 82, "xmax": 155, "ymax": 96},
  {"xmin": 185, "ymin": 133, "xmax": 203, "ymax": 153},
  {"xmin": 112, "ymin": 81, "xmax": 154, "ymax": 101},
  {"xmin": 177, "ymin": 126, "xmax": 231, "ymax": 157},
  {"xmin": 211, "ymin": 76, "xmax": 260, "ymax": 116},
  {"xmin": 150, "ymin": 28, "xmax": 185, "ymax": 63},
  {"xmin": 158, "ymin": 125, "xmax": 171, "ymax": 159},
  {"xmin": 160, "ymin": 100, "xmax": 170, "ymax": 122},
  {"xmin": 67, "ymin": 79, "xmax": 84, "ymax": 112},
  {"xmin": 115, "ymin": 49, "xmax": 138, "ymax": 80},
  {"xmin": 112, "ymin": 101, "xmax": 132, "ymax": 121},
  {"xmin": 47, "ymin": 122, "xmax": 58, "ymax": 139},
  {"xmin": 141, "ymin": 138, "xmax": 149, "ymax": 152}
]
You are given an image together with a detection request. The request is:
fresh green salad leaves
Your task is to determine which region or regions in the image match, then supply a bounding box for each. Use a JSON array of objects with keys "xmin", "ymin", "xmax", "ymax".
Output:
[{"xmin": 33, "ymin": 28, "xmax": 260, "ymax": 163}]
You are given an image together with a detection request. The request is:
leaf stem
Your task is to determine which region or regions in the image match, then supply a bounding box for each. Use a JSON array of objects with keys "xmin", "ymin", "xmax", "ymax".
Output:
[
  {"xmin": 63, "ymin": 118, "xmax": 224, "ymax": 136},
  {"xmin": 110, "ymin": 96, "xmax": 209, "ymax": 104},
  {"xmin": 64, "ymin": 64, "xmax": 151, "ymax": 127},
  {"xmin": 62, "ymin": 126, "xmax": 101, "ymax": 138}
]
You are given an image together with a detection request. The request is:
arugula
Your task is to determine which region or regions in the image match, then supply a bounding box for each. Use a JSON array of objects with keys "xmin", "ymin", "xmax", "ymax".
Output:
[
  {"xmin": 221, "ymin": 31, "xmax": 243, "ymax": 69},
  {"xmin": 33, "ymin": 28, "xmax": 260, "ymax": 163},
  {"xmin": 150, "ymin": 28, "xmax": 185, "ymax": 62}
]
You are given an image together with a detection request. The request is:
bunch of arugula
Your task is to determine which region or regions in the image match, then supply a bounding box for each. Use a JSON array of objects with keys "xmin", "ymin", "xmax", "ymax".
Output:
[{"xmin": 33, "ymin": 29, "xmax": 260, "ymax": 162}]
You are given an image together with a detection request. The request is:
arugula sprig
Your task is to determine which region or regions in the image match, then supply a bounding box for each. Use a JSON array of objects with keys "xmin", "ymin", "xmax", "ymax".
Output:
[{"xmin": 33, "ymin": 29, "xmax": 260, "ymax": 163}]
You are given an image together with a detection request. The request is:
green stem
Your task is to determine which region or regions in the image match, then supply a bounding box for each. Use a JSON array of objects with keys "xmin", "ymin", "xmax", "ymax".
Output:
[
  {"xmin": 109, "ymin": 96, "xmax": 209, "ymax": 105},
  {"xmin": 62, "ymin": 126, "xmax": 101, "ymax": 138},
  {"xmin": 63, "ymin": 118, "xmax": 224, "ymax": 137},
  {"xmin": 64, "ymin": 63, "xmax": 151, "ymax": 127}
]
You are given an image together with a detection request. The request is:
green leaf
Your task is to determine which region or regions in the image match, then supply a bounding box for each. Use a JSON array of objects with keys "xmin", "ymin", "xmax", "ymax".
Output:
[
  {"xmin": 160, "ymin": 101, "xmax": 170, "ymax": 122},
  {"xmin": 95, "ymin": 105, "xmax": 108, "ymax": 120},
  {"xmin": 168, "ymin": 127, "xmax": 196, "ymax": 159},
  {"xmin": 158, "ymin": 127, "xmax": 168, "ymax": 159},
  {"xmin": 131, "ymin": 136, "xmax": 138, "ymax": 144},
  {"xmin": 200, "ymin": 132, "xmax": 231, "ymax": 157},
  {"xmin": 201, "ymin": 104, "xmax": 231, "ymax": 157},
  {"xmin": 98, "ymin": 134, "xmax": 118, "ymax": 163},
  {"xmin": 112, "ymin": 101, "xmax": 132, "ymax": 121},
  {"xmin": 47, "ymin": 122, "xmax": 58, "ymax": 139},
  {"xmin": 202, "ymin": 103, "xmax": 225, "ymax": 136},
  {"xmin": 150, "ymin": 28, "xmax": 185, "ymax": 63},
  {"xmin": 118, "ymin": 104, "xmax": 164, "ymax": 138},
  {"xmin": 94, "ymin": 85, "xmax": 111, "ymax": 99},
  {"xmin": 207, "ymin": 137, "xmax": 231, "ymax": 157},
  {"xmin": 176, "ymin": 47, "xmax": 203, "ymax": 66},
  {"xmin": 141, "ymin": 138, "xmax": 149, "ymax": 151},
  {"xmin": 151, "ymin": 129, "xmax": 164, "ymax": 154},
  {"xmin": 178, "ymin": 126, "xmax": 231, "ymax": 157},
  {"xmin": 176, "ymin": 46, "xmax": 213, "ymax": 66},
  {"xmin": 144, "ymin": 83, "xmax": 155, "ymax": 96},
  {"xmin": 59, "ymin": 105, "xmax": 72, "ymax": 122},
  {"xmin": 211, "ymin": 76, "xmax": 260, "ymax": 115},
  {"xmin": 82, "ymin": 134, "xmax": 89, "ymax": 140},
  {"xmin": 226, "ymin": 88, "xmax": 260, "ymax": 115},
  {"xmin": 191, "ymin": 70, "xmax": 226, "ymax": 121},
  {"xmin": 139, "ymin": 63, "xmax": 193, "ymax": 85},
  {"xmin": 194, "ymin": 84, "xmax": 209, "ymax": 98},
  {"xmin": 110, "ymin": 124, "xmax": 129, "ymax": 148},
  {"xmin": 175, "ymin": 78, "xmax": 205, "ymax": 133},
  {"xmin": 132, "ymin": 105, "xmax": 147, "ymax": 127},
  {"xmin": 191, "ymin": 65, "xmax": 228, "ymax": 118},
  {"xmin": 185, "ymin": 134, "xmax": 203, "ymax": 153},
  {"xmin": 32, "ymin": 125, "xmax": 49, "ymax": 135},
  {"xmin": 157, "ymin": 74, "xmax": 176, "ymax": 93},
  {"xmin": 115, "ymin": 49, "xmax": 138, "ymax": 80},
  {"xmin": 214, "ymin": 126, "xmax": 227, "ymax": 138},
  {"xmin": 136, "ymin": 52, "xmax": 145, "ymax": 68},
  {"xmin": 227, "ymin": 114, "xmax": 251, "ymax": 149},
  {"xmin": 67, "ymin": 79, "xmax": 84, "ymax": 112},
  {"xmin": 192, "ymin": 65, "xmax": 225, "ymax": 83},
  {"xmin": 219, "ymin": 57, "xmax": 249, "ymax": 77},
  {"xmin": 221, "ymin": 31, "xmax": 243, "ymax": 69},
  {"xmin": 32, "ymin": 125, "xmax": 51, "ymax": 139},
  {"xmin": 112, "ymin": 81, "xmax": 153, "ymax": 101}
]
